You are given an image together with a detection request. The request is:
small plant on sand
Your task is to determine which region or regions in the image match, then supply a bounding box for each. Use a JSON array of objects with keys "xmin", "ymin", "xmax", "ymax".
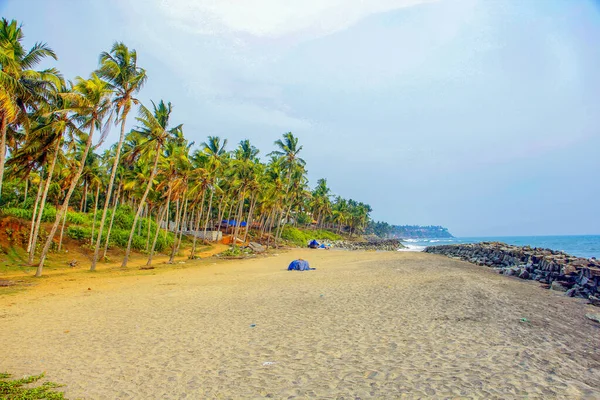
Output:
[
  {"xmin": 219, "ymin": 246, "xmax": 253, "ymax": 258},
  {"xmin": 0, "ymin": 372, "xmax": 66, "ymax": 399}
]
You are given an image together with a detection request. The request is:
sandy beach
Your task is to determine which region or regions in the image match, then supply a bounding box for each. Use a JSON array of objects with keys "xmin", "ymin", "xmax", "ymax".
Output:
[{"xmin": 1, "ymin": 249, "xmax": 600, "ymax": 399}]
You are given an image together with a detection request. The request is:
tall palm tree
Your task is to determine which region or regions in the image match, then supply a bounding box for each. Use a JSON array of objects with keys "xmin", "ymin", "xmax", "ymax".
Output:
[
  {"xmin": 91, "ymin": 42, "xmax": 146, "ymax": 271},
  {"xmin": 121, "ymin": 100, "xmax": 180, "ymax": 268},
  {"xmin": 36, "ymin": 73, "xmax": 112, "ymax": 276},
  {"xmin": 200, "ymin": 136, "xmax": 228, "ymax": 241},
  {"xmin": 269, "ymin": 132, "xmax": 306, "ymax": 245},
  {"xmin": 0, "ymin": 18, "xmax": 62, "ymax": 202}
]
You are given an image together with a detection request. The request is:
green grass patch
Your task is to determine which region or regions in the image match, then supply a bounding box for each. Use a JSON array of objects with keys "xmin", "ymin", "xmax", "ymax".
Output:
[
  {"xmin": 281, "ymin": 226, "xmax": 341, "ymax": 247},
  {"xmin": 0, "ymin": 372, "xmax": 66, "ymax": 399}
]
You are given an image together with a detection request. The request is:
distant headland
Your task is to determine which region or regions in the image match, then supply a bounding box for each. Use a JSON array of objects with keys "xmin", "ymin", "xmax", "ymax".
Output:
[{"xmin": 367, "ymin": 223, "xmax": 454, "ymax": 239}]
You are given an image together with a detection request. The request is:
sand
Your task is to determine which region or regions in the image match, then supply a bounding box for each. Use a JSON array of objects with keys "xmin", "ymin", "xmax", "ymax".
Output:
[{"xmin": 1, "ymin": 249, "xmax": 600, "ymax": 399}]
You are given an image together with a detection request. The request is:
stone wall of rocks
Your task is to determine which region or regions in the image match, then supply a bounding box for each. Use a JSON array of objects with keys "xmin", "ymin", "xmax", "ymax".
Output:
[
  {"xmin": 424, "ymin": 242, "xmax": 600, "ymax": 300},
  {"xmin": 333, "ymin": 239, "xmax": 405, "ymax": 251}
]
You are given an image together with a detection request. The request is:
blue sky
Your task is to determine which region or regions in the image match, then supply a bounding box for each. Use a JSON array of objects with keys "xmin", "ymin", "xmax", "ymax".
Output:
[{"xmin": 2, "ymin": 0, "xmax": 599, "ymax": 236}]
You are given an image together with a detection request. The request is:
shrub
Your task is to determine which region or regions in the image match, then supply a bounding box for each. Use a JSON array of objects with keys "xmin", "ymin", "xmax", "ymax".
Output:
[
  {"xmin": 0, "ymin": 372, "xmax": 66, "ymax": 399},
  {"xmin": 66, "ymin": 211, "xmax": 87, "ymax": 225},
  {"xmin": 66, "ymin": 226, "xmax": 91, "ymax": 241},
  {"xmin": 2, "ymin": 206, "xmax": 57, "ymax": 222},
  {"xmin": 281, "ymin": 226, "xmax": 341, "ymax": 247}
]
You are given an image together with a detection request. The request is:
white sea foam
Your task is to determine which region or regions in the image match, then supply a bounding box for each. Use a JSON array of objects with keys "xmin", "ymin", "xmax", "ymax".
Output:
[{"xmin": 398, "ymin": 244, "xmax": 426, "ymax": 252}]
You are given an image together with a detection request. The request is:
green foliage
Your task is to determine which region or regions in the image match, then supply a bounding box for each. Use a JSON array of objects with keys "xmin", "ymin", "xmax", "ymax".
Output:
[
  {"xmin": 2, "ymin": 206, "xmax": 55, "ymax": 222},
  {"xmin": 0, "ymin": 372, "xmax": 66, "ymax": 399},
  {"xmin": 1, "ymin": 207, "xmax": 89, "ymax": 225},
  {"xmin": 66, "ymin": 224, "xmax": 174, "ymax": 252},
  {"xmin": 281, "ymin": 226, "xmax": 341, "ymax": 247},
  {"xmin": 220, "ymin": 246, "xmax": 252, "ymax": 257}
]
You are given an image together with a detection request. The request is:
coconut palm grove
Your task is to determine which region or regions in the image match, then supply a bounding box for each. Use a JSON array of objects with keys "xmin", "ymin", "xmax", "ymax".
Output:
[{"xmin": 0, "ymin": 18, "xmax": 376, "ymax": 277}]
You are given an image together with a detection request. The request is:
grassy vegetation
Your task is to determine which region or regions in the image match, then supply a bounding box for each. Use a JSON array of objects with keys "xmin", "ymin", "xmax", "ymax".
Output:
[
  {"xmin": 0, "ymin": 372, "xmax": 66, "ymax": 399},
  {"xmin": 281, "ymin": 226, "xmax": 341, "ymax": 247},
  {"xmin": 1, "ymin": 205, "xmax": 176, "ymax": 254}
]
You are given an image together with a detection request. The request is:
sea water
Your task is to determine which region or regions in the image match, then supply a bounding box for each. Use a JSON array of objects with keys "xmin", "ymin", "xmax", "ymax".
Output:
[{"xmin": 400, "ymin": 235, "xmax": 600, "ymax": 259}]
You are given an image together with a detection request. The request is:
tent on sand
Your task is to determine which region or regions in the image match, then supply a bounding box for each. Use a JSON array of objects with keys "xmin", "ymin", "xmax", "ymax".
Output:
[{"xmin": 288, "ymin": 259, "xmax": 315, "ymax": 271}]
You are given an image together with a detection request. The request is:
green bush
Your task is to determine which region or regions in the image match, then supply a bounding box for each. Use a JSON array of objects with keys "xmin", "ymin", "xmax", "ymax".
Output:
[
  {"xmin": 0, "ymin": 372, "xmax": 65, "ymax": 399},
  {"xmin": 3, "ymin": 204, "xmax": 173, "ymax": 253},
  {"xmin": 66, "ymin": 226, "xmax": 90, "ymax": 240},
  {"xmin": 66, "ymin": 211, "xmax": 88, "ymax": 225},
  {"xmin": 281, "ymin": 226, "xmax": 341, "ymax": 247},
  {"xmin": 2, "ymin": 206, "xmax": 57, "ymax": 222}
]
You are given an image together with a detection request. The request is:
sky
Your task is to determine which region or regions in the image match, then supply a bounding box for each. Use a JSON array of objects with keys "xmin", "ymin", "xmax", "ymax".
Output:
[{"xmin": 2, "ymin": 0, "xmax": 599, "ymax": 236}]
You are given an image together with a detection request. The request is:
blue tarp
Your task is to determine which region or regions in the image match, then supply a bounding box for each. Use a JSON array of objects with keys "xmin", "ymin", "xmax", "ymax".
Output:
[
  {"xmin": 288, "ymin": 259, "xmax": 314, "ymax": 271},
  {"xmin": 308, "ymin": 239, "xmax": 319, "ymax": 248},
  {"xmin": 222, "ymin": 219, "xmax": 247, "ymax": 227}
]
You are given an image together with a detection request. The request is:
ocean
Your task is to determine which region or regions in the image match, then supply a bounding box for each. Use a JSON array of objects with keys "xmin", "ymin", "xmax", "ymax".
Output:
[{"xmin": 400, "ymin": 235, "xmax": 600, "ymax": 259}]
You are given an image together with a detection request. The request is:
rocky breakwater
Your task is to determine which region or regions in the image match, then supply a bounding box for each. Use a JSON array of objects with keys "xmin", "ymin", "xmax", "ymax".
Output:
[
  {"xmin": 424, "ymin": 242, "xmax": 600, "ymax": 301},
  {"xmin": 333, "ymin": 238, "xmax": 405, "ymax": 251}
]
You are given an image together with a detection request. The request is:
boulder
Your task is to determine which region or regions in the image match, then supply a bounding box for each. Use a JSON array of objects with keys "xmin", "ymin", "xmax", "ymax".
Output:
[
  {"xmin": 565, "ymin": 288, "xmax": 577, "ymax": 297},
  {"xmin": 518, "ymin": 270, "xmax": 530, "ymax": 280},
  {"xmin": 585, "ymin": 313, "xmax": 600, "ymax": 324},
  {"xmin": 248, "ymin": 242, "xmax": 266, "ymax": 254},
  {"xmin": 551, "ymin": 281, "xmax": 568, "ymax": 292},
  {"xmin": 589, "ymin": 295, "xmax": 600, "ymax": 307}
]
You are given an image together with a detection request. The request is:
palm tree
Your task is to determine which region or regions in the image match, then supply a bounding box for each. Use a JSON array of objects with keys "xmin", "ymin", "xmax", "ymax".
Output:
[
  {"xmin": 0, "ymin": 18, "xmax": 62, "ymax": 203},
  {"xmin": 121, "ymin": 100, "xmax": 180, "ymax": 268},
  {"xmin": 269, "ymin": 132, "xmax": 306, "ymax": 245},
  {"xmin": 36, "ymin": 73, "xmax": 112, "ymax": 276},
  {"xmin": 91, "ymin": 42, "xmax": 146, "ymax": 271},
  {"xmin": 200, "ymin": 136, "xmax": 228, "ymax": 241}
]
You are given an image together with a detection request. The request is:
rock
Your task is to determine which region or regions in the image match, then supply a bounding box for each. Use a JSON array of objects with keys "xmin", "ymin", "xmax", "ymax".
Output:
[
  {"xmin": 565, "ymin": 288, "xmax": 577, "ymax": 297},
  {"xmin": 518, "ymin": 270, "xmax": 530, "ymax": 280},
  {"xmin": 562, "ymin": 264, "xmax": 577, "ymax": 275},
  {"xmin": 248, "ymin": 242, "xmax": 266, "ymax": 254},
  {"xmin": 551, "ymin": 281, "xmax": 568, "ymax": 292},
  {"xmin": 585, "ymin": 313, "xmax": 600, "ymax": 324},
  {"xmin": 589, "ymin": 295, "xmax": 600, "ymax": 307},
  {"xmin": 423, "ymin": 242, "xmax": 599, "ymax": 297}
]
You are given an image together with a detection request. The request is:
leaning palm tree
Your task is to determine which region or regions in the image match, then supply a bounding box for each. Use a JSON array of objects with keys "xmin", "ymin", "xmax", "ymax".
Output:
[
  {"xmin": 121, "ymin": 100, "xmax": 180, "ymax": 268},
  {"xmin": 91, "ymin": 42, "xmax": 146, "ymax": 271},
  {"xmin": 36, "ymin": 74, "xmax": 112, "ymax": 276},
  {"xmin": 0, "ymin": 18, "xmax": 62, "ymax": 202}
]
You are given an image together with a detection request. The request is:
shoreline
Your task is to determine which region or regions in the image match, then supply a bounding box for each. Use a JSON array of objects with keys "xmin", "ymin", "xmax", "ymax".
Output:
[{"xmin": 2, "ymin": 249, "xmax": 599, "ymax": 398}]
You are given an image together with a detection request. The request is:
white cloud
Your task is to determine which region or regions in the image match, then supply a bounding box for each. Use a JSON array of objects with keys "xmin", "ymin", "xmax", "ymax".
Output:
[{"xmin": 157, "ymin": 0, "xmax": 439, "ymax": 39}]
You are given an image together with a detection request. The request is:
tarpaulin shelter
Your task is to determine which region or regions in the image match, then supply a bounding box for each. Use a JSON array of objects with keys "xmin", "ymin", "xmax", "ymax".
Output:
[
  {"xmin": 308, "ymin": 239, "xmax": 319, "ymax": 249},
  {"xmin": 287, "ymin": 259, "xmax": 314, "ymax": 271}
]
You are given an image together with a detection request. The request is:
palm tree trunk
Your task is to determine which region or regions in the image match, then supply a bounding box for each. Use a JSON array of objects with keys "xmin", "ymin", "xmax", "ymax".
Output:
[
  {"xmin": 147, "ymin": 205, "xmax": 167, "ymax": 267},
  {"xmin": 145, "ymin": 205, "xmax": 152, "ymax": 252},
  {"xmin": 276, "ymin": 203, "xmax": 293, "ymax": 244},
  {"xmin": 28, "ymin": 136, "xmax": 61, "ymax": 263},
  {"xmin": 80, "ymin": 181, "xmax": 87, "ymax": 212},
  {"xmin": 102, "ymin": 183, "xmax": 121, "ymax": 260},
  {"xmin": 0, "ymin": 117, "xmax": 8, "ymax": 202},
  {"xmin": 169, "ymin": 195, "xmax": 186, "ymax": 263},
  {"xmin": 202, "ymin": 188, "xmax": 214, "ymax": 242},
  {"xmin": 58, "ymin": 207, "xmax": 68, "ymax": 251},
  {"xmin": 175, "ymin": 196, "xmax": 188, "ymax": 255},
  {"xmin": 232, "ymin": 191, "xmax": 245, "ymax": 248},
  {"xmin": 36, "ymin": 122, "xmax": 97, "ymax": 277},
  {"xmin": 190, "ymin": 190, "xmax": 206, "ymax": 258},
  {"xmin": 90, "ymin": 184, "xmax": 100, "ymax": 246},
  {"xmin": 27, "ymin": 174, "xmax": 44, "ymax": 254},
  {"xmin": 216, "ymin": 197, "xmax": 227, "ymax": 237},
  {"xmin": 92, "ymin": 111, "xmax": 129, "ymax": 270},
  {"xmin": 266, "ymin": 209, "xmax": 276, "ymax": 250},
  {"xmin": 121, "ymin": 142, "xmax": 161, "ymax": 268},
  {"xmin": 243, "ymin": 195, "xmax": 257, "ymax": 243}
]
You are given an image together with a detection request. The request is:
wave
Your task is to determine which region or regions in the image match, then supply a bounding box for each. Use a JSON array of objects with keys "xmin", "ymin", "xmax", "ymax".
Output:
[{"xmin": 398, "ymin": 244, "xmax": 426, "ymax": 252}]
